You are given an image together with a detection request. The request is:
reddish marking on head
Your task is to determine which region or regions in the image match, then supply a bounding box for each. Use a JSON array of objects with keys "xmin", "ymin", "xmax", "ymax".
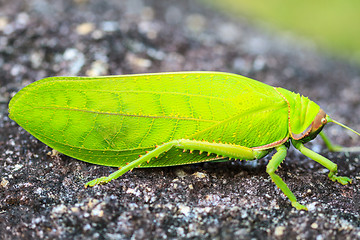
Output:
[{"xmin": 292, "ymin": 109, "xmax": 327, "ymax": 140}]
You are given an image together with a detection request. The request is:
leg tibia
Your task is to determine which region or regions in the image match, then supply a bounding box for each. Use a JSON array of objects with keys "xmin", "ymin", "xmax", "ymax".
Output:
[
  {"xmin": 266, "ymin": 145, "xmax": 307, "ymax": 210},
  {"xmin": 85, "ymin": 139, "xmax": 266, "ymax": 187},
  {"xmin": 292, "ymin": 140, "xmax": 352, "ymax": 185},
  {"xmin": 175, "ymin": 139, "xmax": 265, "ymax": 160},
  {"xmin": 85, "ymin": 140, "xmax": 178, "ymax": 187}
]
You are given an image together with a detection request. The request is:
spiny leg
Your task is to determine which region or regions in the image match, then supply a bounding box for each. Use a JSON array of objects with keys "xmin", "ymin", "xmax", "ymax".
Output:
[
  {"xmin": 85, "ymin": 140, "xmax": 176, "ymax": 187},
  {"xmin": 266, "ymin": 145, "xmax": 307, "ymax": 210},
  {"xmin": 319, "ymin": 132, "xmax": 360, "ymax": 152},
  {"xmin": 292, "ymin": 140, "xmax": 352, "ymax": 185},
  {"xmin": 85, "ymin": 139, "xmax": 266, "ymax": 187}
]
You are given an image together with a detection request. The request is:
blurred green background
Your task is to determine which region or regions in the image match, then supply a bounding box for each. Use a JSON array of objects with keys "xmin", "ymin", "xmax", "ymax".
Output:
[{"xmin": 206, "ymin": 0, "xmax": 360, "ymax": 64}]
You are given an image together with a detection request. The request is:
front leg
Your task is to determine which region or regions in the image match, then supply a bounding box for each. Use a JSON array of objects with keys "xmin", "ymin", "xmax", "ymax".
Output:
[
  {"xmin": 319, "ymin": 131, "xmax": 360, "ymax": 152},
  {"xmin": 292, "ymin": 140, "xmax": 352, "ymax": 185}
]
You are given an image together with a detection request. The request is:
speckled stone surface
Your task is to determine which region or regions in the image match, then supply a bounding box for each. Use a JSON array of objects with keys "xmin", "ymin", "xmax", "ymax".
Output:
[{"xmin": 1, "ymin": 0, "xmax": 360, "ymax": 239}]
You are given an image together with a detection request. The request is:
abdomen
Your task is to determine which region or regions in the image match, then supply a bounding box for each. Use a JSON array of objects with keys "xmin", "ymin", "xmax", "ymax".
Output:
[{"xmin": 9, "ymin": 72, "xmax": 289, "ymax": 166}]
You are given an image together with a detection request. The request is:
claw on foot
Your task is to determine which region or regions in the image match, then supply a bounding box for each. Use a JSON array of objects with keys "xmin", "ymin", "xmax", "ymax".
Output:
[
  {"xmin": 292, "ymin": 202, "xmax": 308, "ymax": 211},
  {"xmin": 329, "ymin": 175, "xmax": 352, "ymax": 185},
  {"xmin": 84, "ymin": 176, "xmax": 111, "ymax": 188}
]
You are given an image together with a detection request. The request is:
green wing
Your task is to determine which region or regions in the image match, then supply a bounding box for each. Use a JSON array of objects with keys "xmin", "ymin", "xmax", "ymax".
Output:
[{"xmin": 9, "ymin": 72, "xmax": 289, "ymax": 167}]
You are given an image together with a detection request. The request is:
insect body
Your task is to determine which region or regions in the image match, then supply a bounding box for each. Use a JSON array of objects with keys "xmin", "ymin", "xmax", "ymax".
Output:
[{"xmin": 8, "ymin": 72, "xmax": 360, "ymax": 210}]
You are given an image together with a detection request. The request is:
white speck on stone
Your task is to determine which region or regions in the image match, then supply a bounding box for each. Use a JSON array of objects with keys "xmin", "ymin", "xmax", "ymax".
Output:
[
  {"xmin": 217, "ymin": 23, "xmax": 241, "ymax": 44},
  {"xmin": 207, "ymin": 226, "xmax": 218, "ymax": 234},
  {"xmin": 30, "ymin": 51, "xmax": 44, "ymax": 68},
  {"xmin": 274, "ymin": 226, "xmax": 285, "ymax": 237},
  {"xmin": 83, "ymin": 223, "xmax": 92, "ymax": 231},
  {"xmin": 63, "ymin": 48, "xmax": 85, "ymax": 75},
  {"xmin": 146, "ymin": 48, "xmax": 165, "ymax": 60},
  {"xmin": 5, "ymin": 150, "xmax": 13, "ymax": 155},
  {"xmin": 86, "ymin": 60, "xmax": 109, "ymax": 76},
  {"xmin": 16, "ymin": 12, "xmax": 30, "ymax": 26},
  {"xmin": 87, "ymin": 198, "xmax": 100, "ymax": 209},
  {"xmin": 233, "ymin": 57, "xmax": 252, "ymax": 75},
  {"xmin": 205, "ymin": 194, "xmax": 220, "ymax": 204},
  {"xmin": 126, "ymin": 188, "xmax": 141, "ymax": 197},
  {"xmin": 126, "ymin": 188, "xmax": 136, "ymax": 194},
  {"xmin": 34, "ymin": 187, "xmax": 43, "ymax": 195},
  {"xmin": 51, "ymin": 204, "xmax": 68, "ymax": 215},
  {"xmin": 71, "ymin": 207, "xmax": 80, "ymax": 213},
  {"xmin": 91, "ymin": 203, "xmax": 105, "ymax": 218},
  {"xmin": 316, "ymin": 235, "xmax": 324, "ymax": 240},
  {"xmin": 127, "ymin": 203, "xmax": 138, "ymax": 210},
  {"xmin": 307, "ymin": 202, "xmax": 318, "ymax": 211},
  {"xmin": 91, "ymin": 29, "xmax": 104, "ymax": 40},
  {"xmin": 202, "ymin": 207, "xmax": 212, "ymax": 213},
  {"xmin": 33, "ymin": 217, "xmax": 42, "ymax": 224},
  {"xmin": 13, "ymin": 164, "xmax": 23, "ymax": 171},
  {"xmin": 264, "ymin": 194, "xmax": 272, "ymax": 199},
  {"xmin": 76, "ymin": 22, "xmax": 95, "ymax": 35},
  {"xmin": 9, "ymin": 139, "xmax": 15, "ymax": 146},
  {"xmin": 176, "ymin": 227, "xmax": 185, "ymax": 236},
  {"xmin": 177, "ymin": 204, "xmax": 191, "ymax": 216},
  {"xmin": 10, "ymin": 64, "xmax": 25, "ymax": 77},
  {"xmin": 64, "ymin": 48, "xmax": 78, "ymax": 60},
  {"xmin": 126, "ymin": 53, "xmax": 152, "ymax": 69},
  {"xmin": 311, "ymin": 222, "xmax": 318, "ymax": 229},
  {"xmin": 1, "ymin": 178, "xmax": 9, "ymax": 188},
  {"xmin": 101, "ymin": 21, "xmax": 118, "ymax": 32},
  {"xmin": 0, "ymin": 17, "xmax": 9, "ymax": 31},
  {"xmin": 253, "ymin": 56, "xmax": 266, "ymax": 72},
  {"xmin": 234, "ymin": 228, "xmax": 248, "ymax": 237},
  {"xmin": 192, "ymin": 172, "xmax": 207, "ymax": 178},
  {"xmin": 241, "ymin": 211, "xmax": 248, "ymax": 219}
]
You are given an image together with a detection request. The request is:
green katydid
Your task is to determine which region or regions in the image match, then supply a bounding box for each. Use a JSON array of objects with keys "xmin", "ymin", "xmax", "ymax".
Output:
[{"xmin": 8, "ymin": 72, "xmax": 360, "ymax": 210}]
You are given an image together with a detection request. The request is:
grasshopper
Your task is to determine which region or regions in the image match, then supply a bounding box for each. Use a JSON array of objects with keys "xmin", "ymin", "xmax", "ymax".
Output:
[{"xmin": 9, "ymin": 72, "xmax": 360, "ymax": 210}]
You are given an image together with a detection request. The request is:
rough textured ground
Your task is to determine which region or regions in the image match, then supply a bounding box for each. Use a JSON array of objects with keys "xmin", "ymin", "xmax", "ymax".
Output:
[{"xmin": 1, "ymin": 0, "xmax": 360, "ymax": 239}]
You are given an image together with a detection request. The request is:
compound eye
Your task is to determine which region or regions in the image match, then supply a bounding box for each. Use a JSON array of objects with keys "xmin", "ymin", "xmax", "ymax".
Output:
[{"xmin": 321, "ymin": 117, "xmax": 327, "ymax": 125}]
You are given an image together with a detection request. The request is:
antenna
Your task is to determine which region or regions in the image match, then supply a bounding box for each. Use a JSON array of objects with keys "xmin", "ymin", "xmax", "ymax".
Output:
[
  {"xmin": 326, "ymin": 116, "xmax": 360, "ymax": 136},
  {"xmin": 322, "ymin": 116, "xmax": 360, "ymax": 152}
]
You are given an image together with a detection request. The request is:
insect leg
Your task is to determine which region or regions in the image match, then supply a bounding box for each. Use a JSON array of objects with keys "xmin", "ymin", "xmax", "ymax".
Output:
[
  {"xmin": 266, "ymin": 145, "xmax": 307, "ymax": 210},
  {"xmin": 85, "ymin": 140, "xmax": 178, "ymax": 187},
  {"xmin": 175, "ymin": 139, "xmax": 266, "ymax": 160},
  {"xmin": 292, "ymin": 140, "xmax": 352, "ymax": 185},
  {"xmin": 85, "ymin": 139, "xmax": 265, "ymax": 187},
  {"xmin": 319, "ymin": 132, "xmax": 360, "ymax": 152}
]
